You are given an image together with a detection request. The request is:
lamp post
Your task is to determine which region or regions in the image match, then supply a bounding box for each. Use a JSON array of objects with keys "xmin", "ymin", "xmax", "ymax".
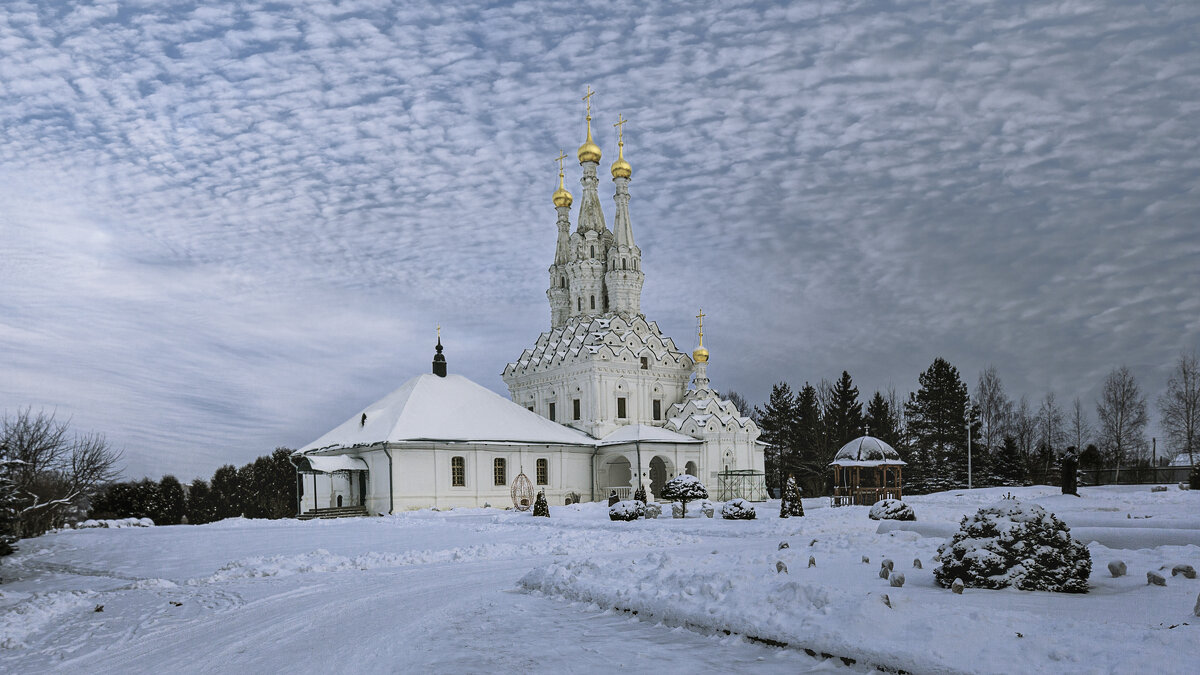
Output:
[{"xmin": 967, "ymin": 421, "xmax": 972, "ymax": 490}]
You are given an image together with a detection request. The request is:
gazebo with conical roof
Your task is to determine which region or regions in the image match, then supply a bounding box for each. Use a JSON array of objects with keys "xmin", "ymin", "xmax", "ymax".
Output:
[{"xmin": 828, "ymin": 436, "xmax": 906, "ymax": 506}]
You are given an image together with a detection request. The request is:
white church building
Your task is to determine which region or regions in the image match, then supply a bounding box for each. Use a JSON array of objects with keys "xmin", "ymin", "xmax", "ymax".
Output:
[{"xmin": 293, "ymin": 98, "xmax": 766, "ymax": 514}]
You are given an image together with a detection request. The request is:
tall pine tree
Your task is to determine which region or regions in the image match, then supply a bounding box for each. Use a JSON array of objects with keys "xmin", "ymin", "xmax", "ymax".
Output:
[
  {"xmin": 792, "ymin": 383, "xmax": 827, "ymax": 495},
  {"xmin": 755, "ymin": 383, "xmax": 798, "ymax": 497},
  {"xmin": 905, "ymin": 358, "xmax": 971, "ymax": 490},
  {"xmin": 824, "ymin": 371, "xmax": 864, "ymax": 452},
  {"xmin": 865, "ymin": 391, "xmax": 902, "ymax": 449}
]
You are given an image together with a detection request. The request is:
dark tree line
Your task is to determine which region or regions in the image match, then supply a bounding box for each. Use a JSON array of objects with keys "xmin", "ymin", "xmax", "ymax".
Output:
[{"xmin": 89, "ymin": 447, "xmax": 297, "ymax": 524}]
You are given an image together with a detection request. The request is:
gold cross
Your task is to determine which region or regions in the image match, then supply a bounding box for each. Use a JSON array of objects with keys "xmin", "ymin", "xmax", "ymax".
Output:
[
  {"xmin": 582, "ymin": 85, "xmax": 594, "ymax": 118},
  {"xmin": 696, "ymin": 309, "xmax": 705, "ymax": 344},
  {"xmin": 436, "ymin": 323, "xmax": 441, "ymax": 340},
  {"xmin": 613, "ymin": 114, "xmax": 627, "ymax": 143},
  {"xmin": 554, "ymin": 149, "xmax": 567, "ymax": 173}
]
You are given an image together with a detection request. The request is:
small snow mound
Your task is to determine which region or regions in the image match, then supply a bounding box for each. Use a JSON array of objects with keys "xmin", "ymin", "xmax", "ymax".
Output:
[
  {"xmin": 0, "ymin": 590, "xmax": 96, "ymax": 649},
  {"xmin": 869, "ymin": 499, "xmax": 915, "ymax": 521}
]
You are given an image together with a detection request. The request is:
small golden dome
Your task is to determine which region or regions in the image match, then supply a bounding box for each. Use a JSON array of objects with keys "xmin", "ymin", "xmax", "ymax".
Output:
[
  {"xmin": 578, "ymin": 116, "xmax": 602, "ymax": 164},
  {"xmin": 553, "ymin": 184, "xmax": 573, "ymax": 208},
  {"xmin": 611, "ymin": 154, "xmax": 631, "ymax": 179},
  {"xmin": 692, "ymin": 346, "xmax": 709, "ymax": 363}
]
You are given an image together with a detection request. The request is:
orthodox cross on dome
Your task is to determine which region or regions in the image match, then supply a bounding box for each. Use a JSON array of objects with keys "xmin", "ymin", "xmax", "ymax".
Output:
[
  {"xmin": 613, "ymin": 114, "xmax": 627, "ymax": 144},
  {"xmin": 582, "ymin": 85, "xmax": 595, "ymax": 119},
  {"xmin": 696, "ymin": 309, "xmax": 706, "ymax": 346},
  {"xmin": 554, "ymin": 150, "xmax": 568, "ymax": 173}
]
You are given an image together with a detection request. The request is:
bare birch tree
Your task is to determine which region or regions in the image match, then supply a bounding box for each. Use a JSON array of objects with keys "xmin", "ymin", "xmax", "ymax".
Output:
[
  {"xmin": 1158, "ymin": 351, "xmax": 1200, "ymax": 466},
  {"xmin": 1011, "ymin": 396, "xmax": 1038, "ymax": 478},
  {"xmin": 1069, "ymin": 397, "xmax": 1092, "ymax": 452},
  {"xmin": 975, "ymin": 365, "xmax": 1011, "ymax": 454},
  {"xmin": 1096, "ymin": 366, "xmax": 1148, "ymax": 480}
]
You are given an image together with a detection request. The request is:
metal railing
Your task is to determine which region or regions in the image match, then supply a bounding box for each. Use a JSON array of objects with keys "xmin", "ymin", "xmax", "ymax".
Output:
[{"xmin": 603, "ymin": 486, "xmax": 633, "ymax": 500}]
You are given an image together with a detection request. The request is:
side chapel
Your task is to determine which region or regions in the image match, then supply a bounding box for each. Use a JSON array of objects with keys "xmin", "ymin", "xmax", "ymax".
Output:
[{"xmin": 293, "ymin": 90, "xmax": 766, "ymax": 514}]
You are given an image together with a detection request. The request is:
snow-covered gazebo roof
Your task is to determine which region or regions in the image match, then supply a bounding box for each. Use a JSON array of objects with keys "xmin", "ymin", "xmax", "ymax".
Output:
[
  {"xmin": 829, "ymin": 436, "xmax": 906, "ymax": 467},
  {"xmin": 299, "ymin": 373, "xmax": 597, "ymax": 453}
]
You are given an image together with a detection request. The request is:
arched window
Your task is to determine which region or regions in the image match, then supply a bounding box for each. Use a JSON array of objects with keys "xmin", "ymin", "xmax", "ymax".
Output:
[
  {"xmin": 451, "ymin": 456, "xmax": 465, "ymax": 487},
  {"xmin": 494, "ymin": 458, "xmax": 507, "ymax": 486},
  {"xmin": 560, "ymin": 276, "xmax": 566, "ymax": 287},
  {"xmin": 577, "ymin": 297, "xmax": 582, "ymax": 310},
  {"xmin": 536, "ymin": 458, "xmax": 548, "ymax": 485},
  {"xmin": 685, "ymin": 461, "xmax": 697, "ymax": 477},
  {"xmin": 622, "ymin": 259, "xmax": 627, "ymax": 270},
  {"xmin": 590, "ymin": 295, "xmax": 595, "ymax": 310},
  {"xmin": 590, "ymin": 245, "xmax": 595, "ymax": 258}
]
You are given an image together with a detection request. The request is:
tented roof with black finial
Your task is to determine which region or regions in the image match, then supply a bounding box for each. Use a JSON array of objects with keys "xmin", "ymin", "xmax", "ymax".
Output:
[{"xmin": 432, "ymin": 326, "xmax": 447, "ymax": 377}]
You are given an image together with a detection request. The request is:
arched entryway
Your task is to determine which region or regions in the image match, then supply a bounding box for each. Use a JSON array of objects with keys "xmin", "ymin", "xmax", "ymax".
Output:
[
  {"xmin": 685, "ymin": 461, "xmax": 697, "ymax": 477},
  {"xmin": 649, "ymin": 455, "xmax": 675, "ymax": 497},
  {"xmin": 601, "ymin": 456, "xmax": 632, "ymax": 499}
]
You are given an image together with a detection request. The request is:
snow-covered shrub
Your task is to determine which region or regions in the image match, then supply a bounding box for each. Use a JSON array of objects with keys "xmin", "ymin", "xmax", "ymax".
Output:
[
  {"xmin": 720, "ymin": 499, "xmax": 757, "ymax": 520},
  {"xmin": 1151, "ymin": 485, "xmax": 1168, "ymax": 493},
  {"xmin": 779, "ymin": 476, "xmax": 804, "ymax": 518},
  {"xmin": 608, "ymin": 500, "xmax": 644, "ymax": 522},
  {"xmin": 869, "ymin": 499, "xmax": 915, "ymax": 521},
  {"xmin": 661, "ymin": 475, "xmax": 708, "ymax": 518},
  {"xmin": 75, "ymin": 517, "xmax": 155, "ymax": 529},
  {"xmin": 933, "ymin": 500, "xmax": 1091, "ymax": 593},
  {"xmin": 643, "ymin": 502, "xmax": 663, "ymax": 519},
  {"xmin": 633, "ymin": 485, "xmax": 646, "ymax": 503},
  {"xmin": 532, "ymin": 491, "xmax": 549, "ymax": 518}
]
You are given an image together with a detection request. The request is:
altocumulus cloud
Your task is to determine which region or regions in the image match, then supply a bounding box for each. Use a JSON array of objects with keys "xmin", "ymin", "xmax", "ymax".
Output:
[{"xmin": 1, "ymin": 0, "xmax": 1197, "ymax": 479}]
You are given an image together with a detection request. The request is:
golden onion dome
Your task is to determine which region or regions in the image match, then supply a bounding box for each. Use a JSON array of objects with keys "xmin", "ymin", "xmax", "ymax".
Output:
[
  {"xmin": 692, "ymin": 346, "xmax": 709, "ymax": 363},
  {"xmin": 552, "ymin": 173, "xmax": 573, "ymax": 208},
  {"xmin": 611, "ymin": 148, "xmax": 631, "ymax": 179},
  {"xmin": 578, "ymin": 116, "xmax": 602, "ymax": 164}
]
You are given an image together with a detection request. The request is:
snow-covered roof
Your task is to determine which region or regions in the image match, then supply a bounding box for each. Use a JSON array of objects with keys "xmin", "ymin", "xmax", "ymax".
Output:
[
  {"xmin": 597, "ymin": 424, "xmax": 702, "ymax": 446},
  {"xmin": 299, "ymin": 373, "xmax": 597, "ymax": 453},
  {"xmin": 503, "ymin": 314, "xmax": 692, "ymax": 377},
  {"xmin": 829, "ymin": 436, "xmax": 906, "ymax": 467},
  {"xmin": 301, "ymin": 455, "xmax": 369, "ymax": 473}
]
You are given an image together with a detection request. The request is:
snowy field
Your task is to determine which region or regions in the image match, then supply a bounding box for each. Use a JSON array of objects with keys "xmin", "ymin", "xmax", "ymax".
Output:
[{"xmin": 1, "ymin": 486, "xmax": 1198, "ymax": 674}]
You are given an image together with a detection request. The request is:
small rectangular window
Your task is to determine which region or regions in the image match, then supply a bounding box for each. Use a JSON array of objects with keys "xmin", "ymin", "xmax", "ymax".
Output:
[
  {"xmin": 653, "ymin": 399, "xmax": 662, "ymax": 421},
  {"xmin": 617, "ymin": 397, "xmax": 627, "ymax": 419},
  {"xmin": 549, "ymin": 402, "xmax": 556, "ymax": 421},
  {"xmin": 451, "ymin": 456, "xmax": 465, "ymax": 487},
  {"xmin": 536, "ymin": 458, "xmax": 548, "ymax": 485},
  {"xmin": 573, "ymin": 399, "xmax": 581, "ymax": 420},
  {"xmin": 494, "ymin": 458, "xmax": 506, "ymax": 486},
  {"xmin": 640, "ymin": 356, "xmax": 648, "ymax": 369}
]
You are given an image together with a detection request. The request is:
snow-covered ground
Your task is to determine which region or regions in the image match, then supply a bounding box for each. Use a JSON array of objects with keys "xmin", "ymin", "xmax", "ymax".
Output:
[{"xmin": 1, "ymin": 485, "xmax": 1197, "ymax": 673}]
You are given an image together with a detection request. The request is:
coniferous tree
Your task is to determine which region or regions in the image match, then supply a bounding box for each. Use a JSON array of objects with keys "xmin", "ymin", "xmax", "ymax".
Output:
[
  {"xmin": 865, "ymin": 392, "xmax": 902, "ymax": 449},
  {"xmin": 905, "ymin": 358, "xmax": 971, "ymax": 489},
  {"xmin": 755, "ymin": 382, "xmax": 798, "ymax": 497},
  {"xmin": 156, "ymin": 475, "xmax": 187, "ymax": 525},
  {"xmin": 210, "ymin": 465, "xmax": 242, "ymax": 520},
  {"xmin": 186, "ymin": 478, "xmax": 217, "ymax": 525},
  {"xmin": 780, "ymin": 475, "xmax": 804, "ymax": 517},
  {"xmin": 824, "ymin": 371, "xmax": 864, "ymax": 451},
  {"xmin": 793, "ymin": 383, "xmax": 826, "ymax": 495},
  {"xmin": 0, "ymin": 451, "xmax": 21, "ymax": 556},
  {"xmin": 532, "ymin": 490, "xmax": 549, "ymax": 517}
]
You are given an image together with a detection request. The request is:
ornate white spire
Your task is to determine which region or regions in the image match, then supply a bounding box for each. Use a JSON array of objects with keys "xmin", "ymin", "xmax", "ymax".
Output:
[{"xmin": 604, "ymin": 113, "xmax": 643, "ymax": 317}]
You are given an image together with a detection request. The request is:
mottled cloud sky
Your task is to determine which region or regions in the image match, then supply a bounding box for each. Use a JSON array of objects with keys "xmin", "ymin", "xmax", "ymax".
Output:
[{"xmin": 2, "ymin": 0, "xmax": 1197, "ymax": 480}]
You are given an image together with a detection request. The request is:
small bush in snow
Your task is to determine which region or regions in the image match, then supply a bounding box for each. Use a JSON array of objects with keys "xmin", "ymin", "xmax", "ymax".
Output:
[
  {"xmin": 661, "ymin": 475, "xmax": 708, "ymax": 518},
  {"xmin": 779, "ymin": 475, "xmax": 804, "ymax": 518},
  {"xmin": 608, "ymin": 500, "xmax": 644, "ymax": 522},
  {"xmin": 643, "ymin": 502, "xmax": 663, "ymax": 519},
  {"xmin": 869, "ymin": 499, "xmax": 915, "ymax": 521},
  {"xmin": 532, "ymin": 491, "xmax": 549, "ymax": 518},
  {"xmin": 76, "ymin": 517, "xmax": 154, "ymax": 529},
  {"xmin": 720, "ymin": 499, "xmax": 757, "ymax": 520},
  {"xmin": 633, "ymin": 485, "xmax": 647, "ymax": 503},
  {"xmin": 670, "ymin": 499, "xmax": 713, "ymax": 519},
  {"xmin": 934, "ymin": 500, "xmax": 1091, "ymax": 593}
]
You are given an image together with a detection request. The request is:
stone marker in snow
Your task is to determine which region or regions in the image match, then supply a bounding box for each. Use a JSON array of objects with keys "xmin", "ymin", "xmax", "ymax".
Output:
[
  {"xmin": 952, "ymin": 578, "xmax": 964, "ymax": 594},
  {"xmin": 1194, "ymin": 592, "xmax": 1200, "ymax": 617},
  {"xmin": 882, "ymin": 558, "xmax": 894, "ymax": 571},
  {"xmin": 1108, "ymin": 561, "xmax": 1127, "ymax": 577},
  {"xmin": 808, "ymin": 555, "xmax": 816, "ymax": 568},
  {"xmin": 1151, "ymin": 485, "xmax": 1168, "ymax": 492},
  {"xmin": 890, "ymin": 572, "xmax": 905, "ymax": 588},
  {"xmin": 879, "ymin": 566, "xmax": 891, "ymax": 579},
  {"xmin": 778, "ymin": 541, "xmax": 789, "ymax": 550},
  {"xmin": 881, "ymin": 594, "xmax": 892, "ymax": 608},
  {"xmin": 913, "ymin": 558, "xmax": 923, "ymax": 569},
  {"xmin": 1147, "ymin": 571, "xmax": 1167, "ymax": 586},
  {"xmin": 862, "ymin": 555, "xmax": 870, "ymax": 564},
  {"xmin": 1171, "ymin": 564, "xmax": 1196, "ymax": 579},
  {"xmin": 776, "ymin": 561, "xmax": 788, "ymax": 574}
]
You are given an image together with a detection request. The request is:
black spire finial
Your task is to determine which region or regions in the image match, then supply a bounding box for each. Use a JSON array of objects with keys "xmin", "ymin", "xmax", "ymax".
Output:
[{"xmin": 432, "ymin": 326, "xmax": 446, "ymax": 377}]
